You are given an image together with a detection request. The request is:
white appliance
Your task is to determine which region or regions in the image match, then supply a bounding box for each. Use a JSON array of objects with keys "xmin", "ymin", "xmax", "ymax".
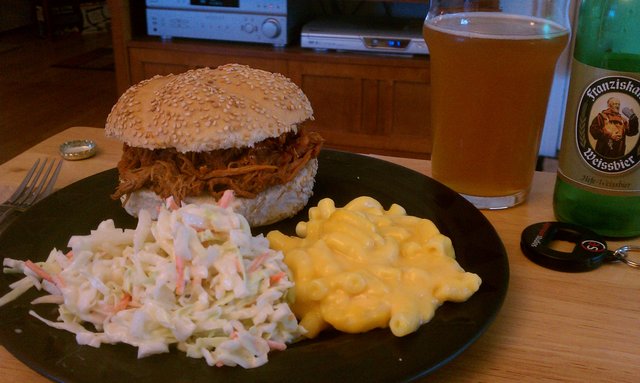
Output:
[{"xmin": 301, "ymin": 16, "xmax": 428, "ymax": 56}]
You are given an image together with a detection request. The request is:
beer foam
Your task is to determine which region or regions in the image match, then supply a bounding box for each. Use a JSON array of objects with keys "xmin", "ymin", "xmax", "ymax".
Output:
[{"xmin": 424, "ymin": 12, "xmax": 568, "ymax": 40}]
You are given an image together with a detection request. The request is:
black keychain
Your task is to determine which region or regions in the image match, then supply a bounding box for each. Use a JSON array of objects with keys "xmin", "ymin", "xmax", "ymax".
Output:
[{"xmin": 521, "ymin": 222, "xmax": 640, "ymax": 272}]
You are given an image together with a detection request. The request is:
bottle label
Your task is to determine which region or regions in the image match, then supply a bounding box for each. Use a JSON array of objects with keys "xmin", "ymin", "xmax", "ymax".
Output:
[
  {"xmin": 558, "ymin": 61, "xmax": 640, "ymax": 195},
  {"xmin": 577, "ymin": 76, "xmax": 640, "ymax": 172}
]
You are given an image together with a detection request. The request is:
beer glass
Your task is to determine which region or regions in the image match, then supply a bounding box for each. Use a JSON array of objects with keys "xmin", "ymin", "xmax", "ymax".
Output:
[{"xmin": 423, "ymin": 0, "xmax": 570, "ymax": 209}]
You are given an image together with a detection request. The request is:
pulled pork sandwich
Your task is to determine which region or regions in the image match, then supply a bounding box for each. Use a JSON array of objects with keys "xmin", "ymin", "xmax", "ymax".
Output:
[{"xmin": 105, "ymin": 64, "xmax": 323, "ymax": 226}]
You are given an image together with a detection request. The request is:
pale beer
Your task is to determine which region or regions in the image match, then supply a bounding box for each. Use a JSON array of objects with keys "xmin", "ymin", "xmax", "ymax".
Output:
[{"xmin": 423, "ymin": 13, "xmax": 569, "ymax": 204}]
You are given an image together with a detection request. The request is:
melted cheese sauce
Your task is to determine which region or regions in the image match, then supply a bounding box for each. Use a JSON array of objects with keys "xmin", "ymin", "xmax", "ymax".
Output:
[{"xmin": 267, "ymin": 197, "xmax": 482, "ymax": 338}]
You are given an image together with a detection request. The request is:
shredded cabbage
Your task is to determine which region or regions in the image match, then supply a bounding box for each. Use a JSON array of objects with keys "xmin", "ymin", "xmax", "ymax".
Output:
[{"xmin": 1, "ymin": 199, "xmax": 305, "ymax": 368}]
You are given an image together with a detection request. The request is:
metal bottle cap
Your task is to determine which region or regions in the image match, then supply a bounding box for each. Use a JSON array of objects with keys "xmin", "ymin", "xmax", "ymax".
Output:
[{"xmin": 59, "ymin": 140, "xmax": 97, "ymax": 161}]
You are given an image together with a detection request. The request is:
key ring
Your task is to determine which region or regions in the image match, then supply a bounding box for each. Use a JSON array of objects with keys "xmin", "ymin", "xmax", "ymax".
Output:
[
  {"xmin": 521, "ymin": 222, "xmax": 640, "ymax": 272},
  {"xmin": 613, "ymin": 246, "xmax": 640, "ymax": 269}
]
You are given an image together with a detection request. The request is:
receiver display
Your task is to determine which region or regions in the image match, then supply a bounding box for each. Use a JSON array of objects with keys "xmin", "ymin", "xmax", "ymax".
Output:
[{"xmin": 190, "ymin": 0, "xmax": 239, "ymax": 7}]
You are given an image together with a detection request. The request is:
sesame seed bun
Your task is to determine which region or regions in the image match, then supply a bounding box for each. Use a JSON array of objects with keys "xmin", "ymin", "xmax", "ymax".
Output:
[
  {"xmin": 122, "ymin": 158, "xmax": 318, "ymax": 227},
  {"xmin": 105, "ymin": 64, "xmax": 314, "ymax": 152},
  {"xmin": 106, "ymin": 64, "xmax": 322, "ymax": 226}
]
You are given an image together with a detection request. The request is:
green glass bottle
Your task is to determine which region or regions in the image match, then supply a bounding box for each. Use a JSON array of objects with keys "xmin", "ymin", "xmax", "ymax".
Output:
[{"xmin": 553, "ymin": 0, "xmax": 640, "ymax": 238}]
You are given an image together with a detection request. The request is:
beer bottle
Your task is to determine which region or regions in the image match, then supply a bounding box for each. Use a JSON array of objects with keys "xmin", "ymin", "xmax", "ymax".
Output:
[{"xmin": 553, "ymin": 0, "xmax": 640, "ymax": 238}]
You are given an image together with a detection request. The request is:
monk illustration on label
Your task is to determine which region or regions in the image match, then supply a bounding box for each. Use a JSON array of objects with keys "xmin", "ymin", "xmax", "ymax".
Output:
[{"xmin": 589, "ymin": 97, "xmax": 639, "ymax": 158}]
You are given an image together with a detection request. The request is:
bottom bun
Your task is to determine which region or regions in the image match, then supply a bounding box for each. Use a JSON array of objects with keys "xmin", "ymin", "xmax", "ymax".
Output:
[{"xmin": 121, "ymin": 158, "xmax": 318, "ymax": 227}]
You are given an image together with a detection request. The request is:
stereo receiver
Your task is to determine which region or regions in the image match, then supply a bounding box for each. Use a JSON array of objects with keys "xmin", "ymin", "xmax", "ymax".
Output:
[{"xmin": 145, "ymin": 0, "xmax": 310, "ymax": 46}]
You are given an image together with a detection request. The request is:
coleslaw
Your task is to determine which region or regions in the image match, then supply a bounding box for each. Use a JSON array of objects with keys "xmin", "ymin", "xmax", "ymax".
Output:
[{"xmin": 0, "ymin": 192, "xmax": 305, "ymax": 368}]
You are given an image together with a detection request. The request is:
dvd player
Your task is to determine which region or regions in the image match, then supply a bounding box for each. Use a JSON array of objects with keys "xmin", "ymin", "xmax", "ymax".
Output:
[{"xmin": 301, "ymin": 17, "xmax": 428, "ymax": 55}]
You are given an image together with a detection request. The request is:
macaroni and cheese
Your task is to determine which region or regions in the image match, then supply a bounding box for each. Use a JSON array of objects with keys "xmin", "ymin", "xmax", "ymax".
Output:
[{"xmin": 267, "ymin": 196, "xmax": 481, "ymax": 338}]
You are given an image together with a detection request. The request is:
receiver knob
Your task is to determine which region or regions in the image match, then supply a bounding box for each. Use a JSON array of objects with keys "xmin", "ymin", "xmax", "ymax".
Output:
[
  {"xmin": 261, "ymin": 19, "xmax": 281, "ymax": 39},
  {"xmin": 242, "ymin": 23, "xmax": 257, "ymax": 34}
]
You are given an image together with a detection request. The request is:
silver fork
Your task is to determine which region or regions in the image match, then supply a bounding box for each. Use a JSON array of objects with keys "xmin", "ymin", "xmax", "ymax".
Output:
[{"xmin": 0, "ymin": 158, "xmax": 63, "ymax": 222}]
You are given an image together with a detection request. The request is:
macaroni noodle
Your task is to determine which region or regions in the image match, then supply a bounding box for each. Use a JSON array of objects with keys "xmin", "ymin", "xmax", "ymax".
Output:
[{"xmin": 267, "ymin": 196, "xmax": 481, "ymax": 338}]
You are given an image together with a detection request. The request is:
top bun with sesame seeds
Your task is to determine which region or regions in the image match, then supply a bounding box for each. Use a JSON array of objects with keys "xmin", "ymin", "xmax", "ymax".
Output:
[
  {"xmin": 105, "ymin": 64, "xmax": 314, "ymax": 152},
  {"xmin": 105, "ymin": 64, "xmax": 324, "ymax": 227}
]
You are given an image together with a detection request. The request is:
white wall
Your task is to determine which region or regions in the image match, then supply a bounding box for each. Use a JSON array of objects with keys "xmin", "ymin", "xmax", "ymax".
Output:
[{"xmin": 539, "ymin": 0, "xmax": 579, "ymax": 157}]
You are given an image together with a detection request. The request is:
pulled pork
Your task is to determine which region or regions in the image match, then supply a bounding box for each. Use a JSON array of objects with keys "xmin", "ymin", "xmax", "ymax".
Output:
[{"xmin": 112, "ymin": 129, "xmax": 323, "ymax": 204}]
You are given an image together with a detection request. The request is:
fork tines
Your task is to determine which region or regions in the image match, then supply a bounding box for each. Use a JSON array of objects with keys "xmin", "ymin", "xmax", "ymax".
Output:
[{"xmin": 1, "ymin": 158, "xmax": 63, "ymax": 212}]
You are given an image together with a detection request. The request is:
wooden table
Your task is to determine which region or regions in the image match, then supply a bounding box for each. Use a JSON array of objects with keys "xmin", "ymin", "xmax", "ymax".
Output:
[{"xmin": 1, "ymin": 127, "xmax": 638, "ymax": 382}]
